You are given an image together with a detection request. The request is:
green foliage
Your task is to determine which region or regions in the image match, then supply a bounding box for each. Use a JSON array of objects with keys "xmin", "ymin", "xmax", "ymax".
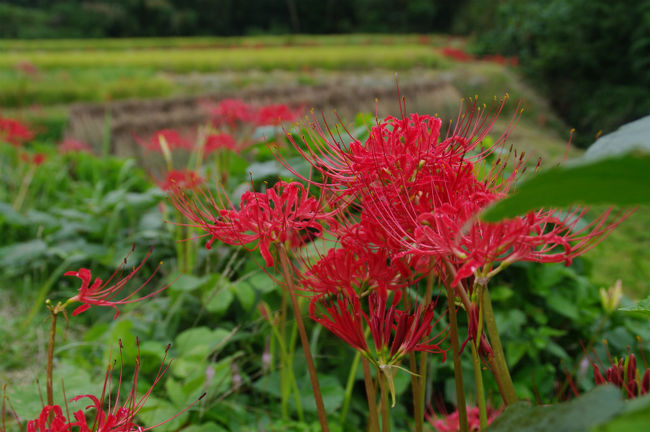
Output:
[
  {"xmin": 473, "ymin": 0, "xmax": 650, "ymax": 147},
  {"xmin": 488, "ymin": 385, "xmax": 624, "ymax": 431},
  {"xmin": 481, "ymin": 153, "xmax": 650, "ymax": 221}
]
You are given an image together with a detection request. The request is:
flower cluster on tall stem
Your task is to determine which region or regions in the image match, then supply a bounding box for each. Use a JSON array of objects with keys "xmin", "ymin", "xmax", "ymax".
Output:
[{"xmin": 26, "ymin": 340, "xmax": 203, "ymax": 431}]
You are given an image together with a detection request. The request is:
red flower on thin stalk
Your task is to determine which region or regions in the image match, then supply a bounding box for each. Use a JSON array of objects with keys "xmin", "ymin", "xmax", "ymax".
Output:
[
  {"xmin": 203, "ymin": 98, "xmax": 254, "ymax": 129},
  {"xmin": 254, "ymin": 104, "xmax": 302, "ymax": 126},
  {"xmin": 64, "ymin": 248, "xmax": 168, "ymax": 319},
  {"xmin": 427, "ymin": 405, "xmax": 501, "ymax": 432},
  {"xmin": 310, "ymin": 288, "xmax": 446, "ymax": 367},
  {"xmin": 135, "ymin": 129, "xmax": 192, "ymax": 152},
  {"xmin": 203, "ymin": 133, "xmax": 238, "ymax": 153},
  {"xmin": 0, "ymin": 116, "xmax": 34, "ymax": 146},
  {"xmin": 157, "ymin": 170, "xmax": 204, "ymax": 191},
  {"xmin": 20, "ymin": 152, "xmax": 47, "ymax": 166},
  {"xmin": 26, "ymin": 341, "xmax": 204, "ymax": 431},
  {"xmin": 58, "ymin": 138, "xmax": 92, "ymax": 154},
  {"xmin": 168, "ymin": 180, "xmax": 336, "ymax": 267}
]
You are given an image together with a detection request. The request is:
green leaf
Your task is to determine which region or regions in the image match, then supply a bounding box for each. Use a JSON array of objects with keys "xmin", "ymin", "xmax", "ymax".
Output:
[
  {"xmin": 618, "ymin": 296, "xmax": 650, "ymax": 317},
  {"xmin": 169, "ymin": 273, "xmax": 206, "ymax": 293},
  {"xmin": 595, "ymin": 393, "xmax": 650, "ymax": 431},
  {"xmin": 231, "ymin": 278, "xmax": 256, "ymax": 311},
  {"xmin": 136, "ymin": 396, "xmax": 189, "ymax": 432},
  {"xmin": 181, "ymin": 423, "xmax": 228, "ymax": 432},
  {"xmin": 487, "ymin": 385, "xmax": 624, "ymax": 432},
  {"xmin": 481, "ymin": 153, "xmax": 650, "ymax": 222}
]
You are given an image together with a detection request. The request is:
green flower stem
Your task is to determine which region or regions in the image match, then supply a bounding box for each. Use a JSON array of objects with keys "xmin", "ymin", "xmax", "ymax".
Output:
[
  {"xmin": 378, "ymin": 371, "xmax": 391, "ymax": 432},
  {"xmin": 469, "ymin": 342, "xmax": 487, "ymax": 430},
  {"xmin": 277, "ymin": 244, "xmax": 329, "ymax": 432},
  {"xmin": 12, "ymin": 164, "xmax": 36, "ymax": 212},
  {"xmin": 408, "ymin": 352, "xmax": 422, "ymax": 432},
  {"xmin": 481, "ymin": 285, "xmax": 517, "ymax": 405},
  {"xmin": 445, "ymin": 283, "xmax": 468, "ymax": 432},
  {"xmin": 362, "ymin": 357, "xmax": 380, "ymax": 432},
  {"xmin": 340, "ymin": 349, "xmax": 361, "ymax": 424},
  {"xmin": 416, "ymin": 269, "xmax": 436, "ymax": 432},
  {"xmin": 46, "ymin": 308, "xmax": 57, "ymax": 408}
]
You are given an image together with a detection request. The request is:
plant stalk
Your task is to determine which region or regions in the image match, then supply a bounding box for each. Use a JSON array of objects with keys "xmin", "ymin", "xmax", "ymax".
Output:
[
  {"xmin": 378, "ymin": 370, "xmax": 391, "ymax": 432},
  {"xmin": 445, "ymin": 283, "xmax": 468, "ymax": 432},
  {"xmin": 276, "ymin": 244, "xmax": 329, "ymax": 432},
  {"xmin": 46, "ymin": 308, "xmax": 57, "ymax": 408},
  {"xmin": 481, "ymin": 285, "xmax": 517, "ymax": 405},
  {"xmin": 470, "ymin": 342, "xmax": 488, "ymax": 430},
  {"xmin": 362, "ymin": 357, "xmax": 380, "ymax": 432}
]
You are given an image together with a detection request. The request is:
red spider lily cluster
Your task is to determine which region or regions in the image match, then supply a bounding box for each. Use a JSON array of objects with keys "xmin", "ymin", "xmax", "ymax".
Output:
[
  {"xmin": 0, "ymin": 116, "xmax": 34, "ymax": 146},
  {"xmin": 58, "ymin": 138, "xmax": 92, "ymax": 155},
  {"xmin": 157, "ymin": 170, "xmax": 204, "ymax": 191},
  {"xmin": 167, "ymin": 94, "xmax": 628, "ymax": 427},
  {"xmin": 287, "ymin": 97, "xmax": 623, "ymax": 289},
  {"xmin": 591, "ymin": 352, "xmax": 650, "ymax": 399},
  {"xmin": 20, "ymin": 152, "xmax": 47, "ymax": 166},
  {"xmin": 25, "ymin": 341, "xmax": 202, "ymax": 432},
  {"xmin": 203, "ymin": 98, "xmax": 303, "ymax": 129},
  {"xmin": 440, "ymin": 47, "xmax": 519, "ymax": 67}
]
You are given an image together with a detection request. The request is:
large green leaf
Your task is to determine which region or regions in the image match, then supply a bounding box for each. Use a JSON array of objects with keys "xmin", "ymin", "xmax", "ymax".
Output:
[
  {"xmin": 482, "ymin": 116, "xmax": 650, "ymax": 222},
  {"xmin": 487, "ymin": 385, "xmax": 624, "ymax": 432},
  {"xmin": 481, "ymin": 153, "xmax": 650, "ymax": 222},
  {"xmin": 618, "ymin": 296, "xmax": 650, "ymax": 317}
]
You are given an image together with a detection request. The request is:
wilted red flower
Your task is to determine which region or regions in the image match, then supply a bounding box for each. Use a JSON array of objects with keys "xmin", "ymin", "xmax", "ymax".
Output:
[
  {"xmin": 158, "ymin": 170, "xmax": 204, "ymax": 191},
  {"xmin": 26, "ymin": 342, "xmax": 203, "ymax": 431},
  {"xmin": 63, "ymin": 248, "xmax": 168, "ymax": 319},
  {"xmin": 254, "ymin": 104, "xmax": 302, "ymax": 126},
  {"xmin": 136, "ymin": 129, "xmax": 192, "ymax": 152},
  {"xmin": 169, "ymin": 180, "xmax": 335, "ymax": 267},
  {"xmin": 203, "ymin": 133, "xmax": 238, "ymax": 153},
  {"xmin": 0, "ymin": 116, "xmax": 34, "ymax": 146},
  {"xmin": 58, "ymin": 138, "xmax": 92, "ymax": 154}
]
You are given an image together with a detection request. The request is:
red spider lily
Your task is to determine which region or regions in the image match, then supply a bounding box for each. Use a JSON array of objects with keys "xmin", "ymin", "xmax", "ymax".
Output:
[
  {"xmin": 58, "ymin": 138, "xmax": 92, "ymax": 154},
  {"xmin": 0, "ymin": 117, "xmax": 34, "ymax": 146},
  {"xmin": 20, "ymin": 152, "xmax": 47, "ymax": 166},
  {"xmin": 591, "ymin": 353, "xmax": 650, "ymax": 399},
  {"xmin": 168, "ymin": 180, "xmax": 336, "ymax": 267},
  {"xmin": 26, "ymin": 342, "xmax": 204, "ymax": 431},
  {"xmin": 203, "ymin": 133, "xmax": 238, "ymax": 153},
  {"xmin": 310, "ymin": 289, "xmax": 446, "ymax": 366},
  {"xmin": 135, "ymin": 129, "xmax": 192, "ymax": 152},
  {"xmin": 440, "ymin": 47, "xmax": 475, "ymax": 62},
  {"xmin": 300, "ymin": 230, "xmax": 417, "ymax": 300},
  {"xmin": 254, "ymin": 104, "xmax": 302, "ymax": 126},
  {"xmin": 292, "ymin": 97, "xmax": 626, "ymax": 286},
  {"xmin": 63, "ymin": 248, "xmax": 168, "ymax": 319},
  {"xmin": 203, "ymin": 98, "xmax": 255, "ymax": 129},
  {"xmin": 157, "ymin": 170, "xmax": 203, "ymax": 191},
  {"xmin": 427, "ymin": 405, "xmax": 501, "ymax": 432}
]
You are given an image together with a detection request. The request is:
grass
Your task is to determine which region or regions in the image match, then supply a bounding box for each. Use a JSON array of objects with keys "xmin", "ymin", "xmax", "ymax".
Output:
[
  {"xmin": 0, "ymin": 39, "xmax": 447, "ymax": 107},
  {"xmin": 0, "ymin": 34, "xmax": 439, "ymax": 52},
  {"xmin": 0, "ymin": 45, "xmax": 444, "ymax": 72}
]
